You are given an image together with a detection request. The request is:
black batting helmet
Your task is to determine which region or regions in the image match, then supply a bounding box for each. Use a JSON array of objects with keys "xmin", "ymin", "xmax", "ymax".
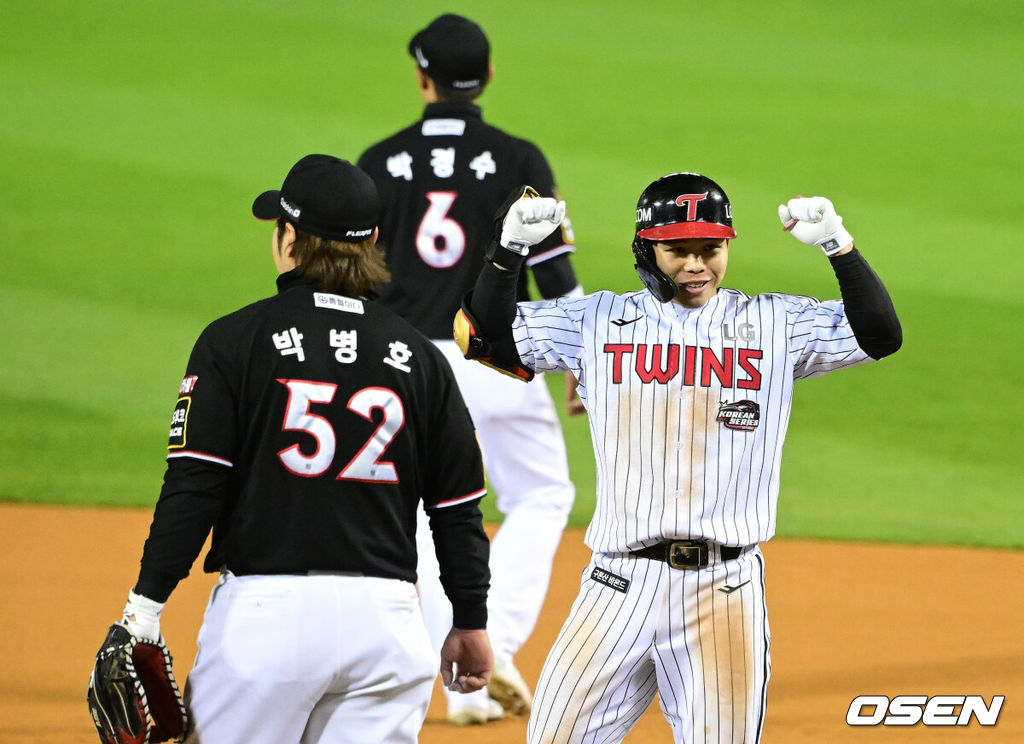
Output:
[{"xmin": 632, "ymin": 172, "xmax": 736, "ymax": 302}]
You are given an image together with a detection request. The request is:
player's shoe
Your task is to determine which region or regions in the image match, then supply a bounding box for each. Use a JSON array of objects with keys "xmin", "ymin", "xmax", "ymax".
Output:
[
  {"xmin": 487, "ymin": 655, "xmax": 532, "ymax": 716},
  {"xmin": 447, "ymin": 692, "xmax": 505, "ymax": 725}
]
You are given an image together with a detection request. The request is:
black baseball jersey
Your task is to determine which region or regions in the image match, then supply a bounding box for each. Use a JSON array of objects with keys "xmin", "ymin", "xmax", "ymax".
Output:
[
  {"xmin": 135, "ymin": 271, "xmax": 488, "ymax": 618},
  {"xmin": 358, "ymin": 101, "xmax": 578, "ymax": 339}
]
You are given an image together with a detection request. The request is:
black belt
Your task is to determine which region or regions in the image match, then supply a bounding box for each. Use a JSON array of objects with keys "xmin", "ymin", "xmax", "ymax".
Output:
[{"xmin": 630, "ymin": 540, "xmax": 745, "ymax": 569}]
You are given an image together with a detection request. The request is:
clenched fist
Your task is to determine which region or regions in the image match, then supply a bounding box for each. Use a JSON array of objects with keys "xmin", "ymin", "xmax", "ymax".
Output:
[{"xmin": 778, "ymin": 196, "xmax": 853, "ymax": 256}]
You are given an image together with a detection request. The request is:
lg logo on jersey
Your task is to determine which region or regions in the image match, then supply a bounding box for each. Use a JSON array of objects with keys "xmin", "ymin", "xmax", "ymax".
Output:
[
  {"xmin": 846, "ymin": 695, "xmax": 1004, "ymax": 727},
  {"xmin": 723, "ymin": 322, "xmax": 755, "ymax": 342}
]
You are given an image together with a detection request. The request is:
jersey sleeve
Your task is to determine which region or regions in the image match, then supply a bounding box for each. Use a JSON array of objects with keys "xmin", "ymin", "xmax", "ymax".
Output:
[
  {"xmin": 418, "ymin": 351, "xmax": 489, "ymax": 629},
  {"xmin": 134, "ymin": 458, "xmax": 229, "ymax": 601},
  {"xmin": 420, "ymin": 355, "xmax": 486, "ymax": 509},
  {"xmin": 781, "ymin": 294, "xmax": 873, "ymax": 379},
  {"xmin": 137, "ymin": 322, "xmax": 239, "ymax": 601},
  {"xmin": 166, "ymin": 323, "xmax": 239, "ymax": 467},
  {"xmin": 511, "ymin": 295, "xmax": 589, "ymax": 380}
]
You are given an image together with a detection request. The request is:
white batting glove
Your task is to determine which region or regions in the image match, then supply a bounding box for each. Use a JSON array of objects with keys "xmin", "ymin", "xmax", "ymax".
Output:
[
  {"xmin": 778, "ymin": 196, "xmax": 853, "ymax": 256},
  {"xmin": 121, "ymin": 589, "xmax": 164, "ymax": 642},
  {"xmin": 500, "ymin": 196, "xmax": 566, "ymax": 255}
]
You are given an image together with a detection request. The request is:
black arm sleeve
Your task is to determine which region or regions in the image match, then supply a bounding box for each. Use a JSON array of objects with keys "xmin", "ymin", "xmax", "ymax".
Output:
[
  {"xmin": 829, "ymin": 248, "xmax": 903, "ymax": 359},
  {"xmin": 469, "ymin": 251, "xmax": 525, "ymax": 339},
  {"xmin": 133, "ymin": 458, "xmax": 228, "ymax": 602},
  {"xmin": 532, "ymin": 253, "xmax": 580, "ymax": 299},
  {"xmin": 426, "ymin": 500, "xmax": 491, "ymax": 629}
]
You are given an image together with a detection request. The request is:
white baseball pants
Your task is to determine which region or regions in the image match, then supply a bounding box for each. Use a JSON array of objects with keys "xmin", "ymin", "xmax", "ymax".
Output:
[
  {"xmin": 528, "ymin": 547, "xmax": 770, "ymax": 744},
  {"xmin": 184, "ymin": 572, "xmax": 436, "ymax": 743}
]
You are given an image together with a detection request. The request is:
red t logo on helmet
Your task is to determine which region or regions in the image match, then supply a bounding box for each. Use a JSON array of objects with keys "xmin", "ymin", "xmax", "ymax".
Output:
[{"xmin": 675, "ymin": 193, "xmax": 708, "ymax": 221}]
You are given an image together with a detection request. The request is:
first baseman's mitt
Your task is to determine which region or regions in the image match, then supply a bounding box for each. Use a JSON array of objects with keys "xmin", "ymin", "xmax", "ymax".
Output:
[{"xmin": 86, "ymin": 624, "xmax": 191, "ymax": 744}]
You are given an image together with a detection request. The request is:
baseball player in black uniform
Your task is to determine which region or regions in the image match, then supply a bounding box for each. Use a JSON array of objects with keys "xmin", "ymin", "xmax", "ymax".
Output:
[
  {"xmin": 358, "ymin": 14, "xmax": 583, "ymax": 725},
  {"xmin": 105, "ymin": 154, "xmax": 492, "ymax": 743}
]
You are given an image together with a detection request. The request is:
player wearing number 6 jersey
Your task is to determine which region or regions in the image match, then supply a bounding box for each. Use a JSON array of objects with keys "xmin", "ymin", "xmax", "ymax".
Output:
[
  {"xmin": 111, "ymin": 154, "xmax": 493, "ymax": 744},
  {"xmin": 358, "ymin": 13, "xmax": 582, "ymax": 725},
  {"xmin": 457, "ymin": 174, "xmax": 902, "ymax": 743}
]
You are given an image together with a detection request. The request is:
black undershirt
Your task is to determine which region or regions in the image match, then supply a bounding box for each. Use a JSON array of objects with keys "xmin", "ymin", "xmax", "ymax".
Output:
[{"xmin": 827, "ymin": 248, "xmax": 902, "ymax": 359}]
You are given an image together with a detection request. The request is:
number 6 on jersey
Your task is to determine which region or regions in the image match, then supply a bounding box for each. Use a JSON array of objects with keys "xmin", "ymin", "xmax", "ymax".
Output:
[{"xmin": 416, "ymin": 191, "xmax": 465, "ymax": 268}]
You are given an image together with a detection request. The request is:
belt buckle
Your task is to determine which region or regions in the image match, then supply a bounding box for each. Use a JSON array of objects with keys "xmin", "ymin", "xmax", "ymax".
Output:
[{"xmin": 667, "ymin": 541, "xmax": 707, "ymax": 570}]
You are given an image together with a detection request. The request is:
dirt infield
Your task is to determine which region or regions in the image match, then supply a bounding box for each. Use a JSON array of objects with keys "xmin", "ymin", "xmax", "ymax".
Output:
[{"xmin": 2, "ymin": 502, "xmax": 1021, "ymax": 742}]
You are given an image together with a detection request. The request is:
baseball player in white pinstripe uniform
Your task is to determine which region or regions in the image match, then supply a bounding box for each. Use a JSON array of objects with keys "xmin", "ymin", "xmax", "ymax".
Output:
[{"xmin": 452, "ymin": 175, "xmax": 902, "ymax": 742}]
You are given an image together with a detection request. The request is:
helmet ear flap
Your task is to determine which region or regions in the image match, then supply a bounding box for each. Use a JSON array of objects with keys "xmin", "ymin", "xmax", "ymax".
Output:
[{"xmin": 632, "ymin": 236, "xmax": 677, "ymax": 303}]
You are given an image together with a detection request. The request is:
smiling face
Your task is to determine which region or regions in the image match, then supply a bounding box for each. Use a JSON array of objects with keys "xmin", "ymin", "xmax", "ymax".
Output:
[{"xmin": 652, "ymin": 238, "xmax": 730, "ymax": 307}]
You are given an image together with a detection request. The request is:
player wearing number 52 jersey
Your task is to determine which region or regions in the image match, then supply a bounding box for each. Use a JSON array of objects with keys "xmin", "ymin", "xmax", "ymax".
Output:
[
  {"xmin": 122, "ymin": 155, "xmax": 492, "ymax": 744},
  {"xmin": 358, "ymin": 14, "xmax": 582, "ymax": 725}
]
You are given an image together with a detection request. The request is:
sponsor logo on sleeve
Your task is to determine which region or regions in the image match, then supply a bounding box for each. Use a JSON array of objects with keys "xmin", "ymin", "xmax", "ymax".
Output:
[
  {"xmin": 179, "ymin": 375, "xmax": 199, "ymax": 395},
  {"xmin": 168, "ymin": 397, "xmax": 190, "ymax": 449}
]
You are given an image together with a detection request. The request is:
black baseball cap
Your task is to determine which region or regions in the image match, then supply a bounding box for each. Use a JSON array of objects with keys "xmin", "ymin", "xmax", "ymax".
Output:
[
  {"xmin": 408, "ymin": 14, "xmax": 490, "ymax": 90},
  {"xmin": 252, "ymin": 154, "xmax": 380, "ymax": 242}
]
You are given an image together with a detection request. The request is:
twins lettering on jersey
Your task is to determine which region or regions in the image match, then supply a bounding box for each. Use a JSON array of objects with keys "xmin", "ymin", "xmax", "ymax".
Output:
[{"xmin": 603, "ymin": 343, "xmax": 763, "ymax": 389}]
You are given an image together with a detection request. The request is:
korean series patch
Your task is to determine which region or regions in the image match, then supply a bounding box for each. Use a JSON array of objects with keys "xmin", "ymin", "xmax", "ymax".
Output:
[{"xmin": 717, "ymin": 400, "xmax": 760, "ymax": 431}]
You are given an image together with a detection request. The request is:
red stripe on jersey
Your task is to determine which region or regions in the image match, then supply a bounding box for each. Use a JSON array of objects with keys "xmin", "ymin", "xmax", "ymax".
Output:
[
  {"xmin": 166, "ymin": 450, "xmax": 234, "ymax": 467},
  {"xmin": 429, "ymin": 487, "xmax": 487, "ymax": 509}
]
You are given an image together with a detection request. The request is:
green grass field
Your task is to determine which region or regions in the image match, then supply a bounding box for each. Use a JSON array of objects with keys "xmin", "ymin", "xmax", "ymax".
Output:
[{"xmin": 2, "ymin": 0, "xmax": 1021, "ymax": 547}]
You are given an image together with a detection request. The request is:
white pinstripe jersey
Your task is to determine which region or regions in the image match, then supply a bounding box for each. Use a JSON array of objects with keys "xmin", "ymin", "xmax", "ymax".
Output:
[{"xmin": 512, "ymin": 287, "xmax": 872, "ymax": 552}]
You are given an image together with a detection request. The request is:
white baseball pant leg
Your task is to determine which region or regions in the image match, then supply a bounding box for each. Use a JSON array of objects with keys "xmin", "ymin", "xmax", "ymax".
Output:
[
  {"xmin": 527, "ymin": 548, "xmax": 769, "ymax": 744},
  {"xmin": 184, "ymin": 572, "xmax": 436, "ymax": 744}
]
